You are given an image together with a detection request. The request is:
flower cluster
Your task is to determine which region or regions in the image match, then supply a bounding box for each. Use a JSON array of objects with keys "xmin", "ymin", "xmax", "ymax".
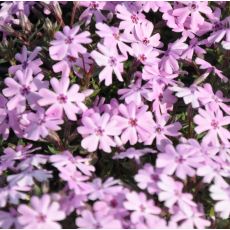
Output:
[{"xmin": 0, "ymin": 1, "xmax": 230, "ymax": 229}]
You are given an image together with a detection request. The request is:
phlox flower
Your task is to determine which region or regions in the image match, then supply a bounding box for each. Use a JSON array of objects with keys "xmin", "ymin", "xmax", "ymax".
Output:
[
  {"xmin": 76, "ymin": 209, "xmax": 122, "ymax": 229},
  {"xmin": 0, "ymin": 208, "xmax": 21, "ymax": 229},
  {"xmin": 116, "ymin": 3, "xmax": 146, "ymax": 32},
  {"xmin": 157, "ymin": 175, "xmax": 196, "ymax": 216},
  {"xmin": 130, "ymin": 21, "xmax": 161, "ymax": 48},
  {"xmin": 59, "ymin": 167, "xmax": 92, "ymax": 195},
  {"xmin": 172, "ymin": 2, "xmax": 212, "ymax": 31},
  {"xmin": 88, "ymin": 177, "xmax": 122, "ymax": 201},
  {"xmin": 91, "ymin": 43, "xmax": 126, "ymax": 86},
  {"xmin": 9, "ymin": 46, "xmax": 42, "ymax": 75},
  {"xmin": 79, "ymin": 2, "xmax": 114, "ymax": 25},
  {"xmin": 113, "ymin": 102, "xmax": 154, "ymax": 145},
  {"xmin": 160, "ymin": 38, "xmax": 188, "ymax": 74},
  {"xmin": 156, "ymin": 143, "xmax": 203, "ymax": 180},
  {"xmin": 131, "ymin": 43, "xmax": 159, "ymax": 65},
  {"xmin": 210, "ymin": 182, "xmax": 230, "ymax": 219},
  {"xmin": 20, "ymin": 108, "xmax": 63, "ymax": 141},
  {"xmin": 194, "ymin": 106, "xmax": 230, "ymax": 145},
  {"xmin": 49, "ymin": 25, "xmax": 91, "ymax": 60},
  {"xmin": 145, "ymin": 112, "xmax": 182, "ymax": 150},
  {"xmin": 123, "ymin": 191, "xmax": 161, "ymax": 224},
  {"xmin": 17, "ymin": 194, "xmax": 65, "ymax": 228},
  {"xmin": 50, "ymin": 150, "xmax": 95, "ymax": 176},
  {"xmin": 96, "ymin": 22, "xmax": 132, "ymax": 55},
  {"xmin": 3, "ymin": 68, "xmax": 48, "ymax": 112},
  {"xmin": 78, "ymin": 112, "xmax": 121, "ymax": 153},
  {"xmin": 171, "ymin": 206, "xmax": 211, "ymax": 229},
  {"xmin": 38, "ymin": 76, "xmax": 92, "ymax": 121},
  {"xmin": 134, "ymin": 163, "xmax": 163, "ymax": 194},
  {"xmin": 195, "ymin": 57, "xmax": 228, "ymax": 82},
  {"xmin": 197, "ymin": 83, "xmax": 230, "ymax": 115}
]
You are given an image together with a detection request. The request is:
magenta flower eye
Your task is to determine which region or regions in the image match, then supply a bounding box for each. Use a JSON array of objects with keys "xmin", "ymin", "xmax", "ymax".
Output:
[{"xmin": 57, "ymin": 94, "xmax": 68, "ymax": 104}]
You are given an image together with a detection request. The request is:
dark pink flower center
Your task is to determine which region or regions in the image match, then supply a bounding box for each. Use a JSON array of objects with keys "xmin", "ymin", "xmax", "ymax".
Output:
[
  {"xmin": 90, "ymin": 2, "xmax": 99, "ymax": 9},
  {"xmin": 156, "ymin": 127, "xmax": 163, "ymax": 133},
  {"xmin": 20, "ymin": 85, "xmax": 30, "ymax": 95},
  {"xmin": 176, "ymin": 156, "xmax": 184, "ymax": 163},
  {"xmin": 36, "ymin": 214, "xmax": 47, "ymax": 223},
  {"xmin": 57, "ymin": 94, "xmax": 68, "ymax": 104},
  {"xmin": 138, "ymin": 54, "xmax": 147, "ymax": 62},
  {"xmin": 113, "ymin": 33, "xmax": 120, "ymax": 40},
  {"xmin": 110, "ymin": 199, "xmax": 118, "ymax": 207},
  {"xmin": 95, "ymin": 128, "xmax": 104, "ymax": 136},
  {"xmin": 67, "ymin": 55, "xmax": 77, "ymax": 62},
  {"xmin": 139, "ymin": 204, "xmax": 146, "ymax": 212},
  {"xmin": 131, "ymin": 14, "xmax": 139, "ymax": 24},
  {"xmin": 129, "ymin": 118, "xmax": 137, "ymax": 127},
  {"xmin": 109, "ymin": 57, "xmax": 117, "ymax": 67},
  {"xmin": 22, "ymin": 61, "xmax": 28, "ymax": 69},
  {"xmin": 151, "ymin": 174, "xmax": 159, "ymax": 181},
  {"xmin": 211, "ymin": 120, "xmax": 219, "ymax": 129},
  {"xmin": 142, "ymin": 37, "xmax": 149, "ymax": 45},
  {"xmin": 65, "ymin": 37, "xmax": 74, "ymax": 44},
  {"xmin": 189, "ymin": 3, "xmax": 198, "ymax": 11}
]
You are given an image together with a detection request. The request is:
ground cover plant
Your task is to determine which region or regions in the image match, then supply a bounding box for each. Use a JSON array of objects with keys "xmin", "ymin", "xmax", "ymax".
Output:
[{"xmin": 0, "ymin": 1, "xmax": 230, "ymax": 229}]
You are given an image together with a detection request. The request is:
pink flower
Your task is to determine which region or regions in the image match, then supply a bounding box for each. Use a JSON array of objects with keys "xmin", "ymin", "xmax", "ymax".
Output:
[
  {"xmin": 79, "ymin": 2, "xmax": 114, "ymax": 25},
  {"xmin": 78, "ymin": 112, "xmax": 121, "ymax": 153},
  {"xmin": 116, "ymin": 3, "xmax": 146, "ymax": 32},
  {"xmin": 49, "ymin": 25, "xmax": 91, "ymax": 60},
  {"xmin": 0, "ymin": 208, "xmax": 21, "ymax": 229},
  {"xmin": 197, "ymin": 83, "xmax": 230, "ymax": 115},
  {"xmin": 134, "ymin": 163, "xmax": 163, "ymax": 194},
  {"xmin": 38, "ymin": 77, "xmax": 92, "ymax": 121},
  {"xmin": 157, "ymin": 175, "xmax": 196, "ymax": 216},
  {"xmin": 76, "ymin": 209, "xmax": 122, "ymax": 229},
  {"xmin": 131, "ymin": 21, "xmax": 161, "ymax": 48},
  {"xmin": 113, "ymin": 102, "xmax": 154, "ymax": 145},
  {"xmin": 156, "ymin": 143, "xmax": 203, "ymax": 180},
  {"xmin": 145, "ymin": 112, "xmax": 182, "ymax": 149},
  {"xmin": 194, "ymin": 106, "xmax": 230, "ymax": 145},
  {"xmin": 59, "ymin": 167, "xmax": 92, "ymax": 195},
  {"xmin": 88, "ymin": 177, "xmax": 122, "ymax": 201},
  {"xmin": 172, "ymin": 2, "xmax": 212, "ymax": 31},
  {"xmin": 195, "ymin": 57, "xmax": 228, "ymax": 83},
  {"xmin": 9, "ymin": 46, "xmax": 42, "ymax": 75},
  {"xmin": 160, "ymin": 38, "xmax": 188, "ymax": 74},
  {"xmin": 124, "ymin": 191, "xmax": 161, "ymax": 224},
  {"xmin": 171, "ymin": 206, "xmax": 210, "ymax": 229},
  {"xmin": 131, "ymin": 43, "xmax": 159, "ymax": 65},
  {"xmin": 21, "ymin": 108, "xmax": 63, "ymax": 141},
  {"xmin": 210, "ymin": 182, "xmax": 230, "ymax": 219},
  {"xmin": 91, "ymin": 43, "xmax": 126, "ymax": 86},
  {"xmin": 96, "ymin": 22, "xmax": 132, "ymax": 55},
  {"xmin": 3, "ymin": 68, "xmax": 47, "ymax": 112},
  {"xmin": 17, "ymin": 194, "xmax": 65, "ymax": 228},
  {"xmin": 50, "ymin": 150, "xmax": 95, "ymax": 176},
  {"xmin": 171, "ymin": 85, "xmax": 200, "ymax": 108}
]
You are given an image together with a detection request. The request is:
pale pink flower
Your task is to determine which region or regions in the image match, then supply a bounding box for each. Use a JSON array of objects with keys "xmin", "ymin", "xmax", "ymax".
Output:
[
  {"xmin": 157, "ymin": 175, "xmax": 196, "ymax": 216},
  {"xmin": 49, "ymin": 25, "xmax": 91, "ymax": 60},
  {"xmin": 78, "ymin": 112, "xmax": 121, "ymax": 153},
  {"xmin": 194, "ymin": 106, "xmax": 230, "ymax": 145},
  {"xmin": 124, "ymin": 191, "xmax": 161, "ymax": 223},
  {"xmin": 114, "ymin": 102, "xmax": 154, "ymax": 145},
  {"xmin": 210, "ymin": 182, "xmax": 230, "ymax": 219},
  {"xmin": 38, "ymin": 77, "xmax": 92, "ymax": 121},
  {"xmin": 91, "ymin": 43, "xmax": 126, "ymax": 86},
  {"xmin": 17, "ymin": 194, "xmax": 65, "ymax": 228}
]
